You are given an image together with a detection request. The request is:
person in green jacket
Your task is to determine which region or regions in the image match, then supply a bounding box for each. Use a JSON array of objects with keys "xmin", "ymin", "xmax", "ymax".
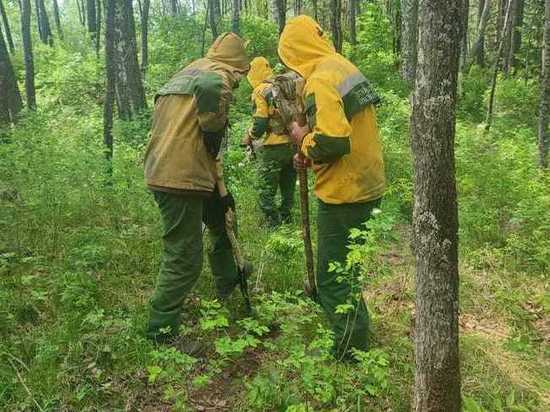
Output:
[
  {"xmin": 143, "ymin": 33, "xmax": 250, "ymax": 344},
  {"xmin": 244, "ymin": 57, "xmax": 297, "ymax": 227},
  {"xmin": 278, "ymin": 16, "xmax": 386, "ymax": 360}
]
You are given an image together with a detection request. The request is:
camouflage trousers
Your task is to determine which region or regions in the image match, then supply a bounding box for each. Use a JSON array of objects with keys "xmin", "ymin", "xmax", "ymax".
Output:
[{"xmin": 257, "ymin": 143, "xmax": 297, "ymax": 226}]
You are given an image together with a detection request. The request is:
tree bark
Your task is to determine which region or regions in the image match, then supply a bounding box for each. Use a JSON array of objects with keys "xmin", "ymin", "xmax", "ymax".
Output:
[
  {"xmin": 112, "ymin": 0, "xmax": 146, "ymax": 120},
  {"xmin": 312, "ymin": 0, "xmax": 318, "ymax": 20},
  {"xmin": 36, "ymin": 0, "xmax": 53, "ymax": 45},
  {"xmin": 400, "ymin": 0, "xmax": 418, "ymax": 84},
  {"xmin": 141, "ymin": 0, "xmax": 150, "ymax": 74},
  {"xmin": 539, "ymin": 0, "xmax": 550, "ymax": 168},
  {"xmin": 460, "ymin": 0, "xmax": 469, "ymax": 70},
  {"xmin": 0, "ymin": 22, "xmax": 23, "ymax": 124},
  {"xmin": 77, "ymin": 0, "xmax": 85, "ymax": 26},
  {"xmin": 485, "ymin": 0, "xmax": 513, "ymax": 131},
  {"xmin": 411, "ymin": 1, "xmax": 462, "ymax": 410},
  {"xmin": 232, "ymin": 0, "xmax": 240, "ymax": 33},
  {"xmin": 95, "ymin": 0, "xmax": 101, "ymax": 56},
  {"xmin": 506, "ymin": 0, "xmax": 524, "ymax": 72},
  {"xmin": 104, "ymin": 0, "xmax": 116, "ymax": 169},
  {"xmin": 350, "ymin": 0, "xmax": 357, "ymax": 45},
  {"xmin": 87, "ymin": 0, "xmax": 97, "ymax": 39},
  {"xmin": 471, "ymin": 0, "xmax": 491, "ymax": 67},
  {"xmin": 0, "ymin": 0, "xmax": 14, "ymax": 53},
  {"xmin": 52, "ymin": 0, "xmax": 63, "ymax": 40},
  {"xmin": 21, "ymin": 0, "xmax": 36, "ymax": 110},
  {"xmin": 208, "ymin": 0, "xmax": 218, "ymax": 38},
  {"xmin": 330, "ymin": 0, "xmax": 342, "ymax": 52},
  {"xmin": 274, "ymin": 0, "xmax": 286, "ymax": 34}
]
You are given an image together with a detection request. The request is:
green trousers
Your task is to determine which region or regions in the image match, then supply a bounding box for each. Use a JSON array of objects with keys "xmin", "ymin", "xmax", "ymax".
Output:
[
  {"xmin": 317, "ymin": 198, "xmax": 381, "ymax": 358},
  {"xmin": 147, "ymin": 191, "xmax": 239, "ymax": 340},
  {"xmin": 258, "ymin": 143, "xmax": 297, "ymax": 226}
]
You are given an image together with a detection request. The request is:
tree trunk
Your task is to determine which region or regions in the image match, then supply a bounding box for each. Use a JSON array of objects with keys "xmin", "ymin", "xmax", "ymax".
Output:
[
  {"xmin": 485, "ymin": 0, "xmax": 513, "ymax": 131},
  {"xmin": 539, "ymin": 0, "xmax": 549, "ymax": 168},
  {"xmin": 312, "ymin": 0, "xmax": 318, "ymax": 20},
  {"xmin": 0, "ymin": 0, "xmax": 14, "ymax": 53},
  {"xmin": 112, "ymin": 0, "xmax": 146, "ymax": 120},
  {"xmin": 0, "ymin": 22, "xmax": 23, "ymax": 124},
  {"xmin": 21, "ymin": 0, "xmax": 36, "ymax": 110},
  {"xmin": 400, "ymin": 0, "xmax": 418, "ymax": 84},
  {"xmin": 208, "ymin": 0, "xmax": 218, "ymax": 37},
  {"xmin": 77, "ymin": 0, "xmax": 85, "ymax": 26},
  {"xmin": 87, "ymin": 0, "xmax": 97, "ymax": 39},
  {"xmin": 471, "ymin": 0, "xmax": 491, "ymax": 67},
  {"xmin": 330, "ymin": 0, "xmax": 342, "ymax": 52},
  {"xmin": 95, "ymin": 0, "xmax": 101, "ymax": 56},
  {"xmin": 52, "ymin": 0, "xmax": 63, "ymax": 40},
  {"xmin": 507, "ymin": 0, "xmax": 524, "ymax": 72},
  {"xmin": 170, "ymin": 0, "xmax": 177, "ymax": 15},
  {"xmin": 411, "ymin": 0, "xmax": 462, "ymax": 409},
  {"xmin": 350, "ymin": 0, "xmax": 357, "ymax": 45},
  {"xmin": 104, "ymin": 0, "xmax": 116, "ymax": 169},
  {"xmin": 232, "ymin": 0, "xmax": 240, "ymax": 33},
  {"xmin": 502, "ymin": 0, "xmax": 515, "ymax": 75},
  {"xmin": 36, "ymin": 0, "xmax": 53, "ymax": 45},
  {"xmin": 141, "ymin": 0, "xmax": 150, "ymax": 74},
  {"xmin": 461, "ymin": 0, "xmax": 469, "ymax": 70},
  {"xmin": 275, "ymin": 0, "xmax": 286, "ymax": 34}
]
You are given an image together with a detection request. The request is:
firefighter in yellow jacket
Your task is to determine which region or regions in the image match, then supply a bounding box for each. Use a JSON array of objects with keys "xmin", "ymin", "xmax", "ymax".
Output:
[
  {"xmin": 278, "ymin": 16, "xmax": 386, "ymax": 359},
  {"xmin": 245, "ymin": 57, "xmax": 296, "ymax": 226},
  {"xmin": 144, "ymin": 33, "xmax": 250, "ymax": 343}
]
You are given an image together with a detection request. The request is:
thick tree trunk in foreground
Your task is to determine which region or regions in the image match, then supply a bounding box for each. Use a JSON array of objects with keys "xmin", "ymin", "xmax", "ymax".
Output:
[
  {"xmin": 400, "ymin": 0, "xmax": 418, "ymax": 84},
  {"xmin": 471, "ymin": 0, "xmax": 491, "ymax": 67},
  {"xmin": 539, "ymin": 0, "xmax": 550, "ymax": 168},
  {"xmin": 330, "ymin": 0, "xmax": 342, "ymax": 52},
  {"xmin": 52, "ymin": 0, "xmax": 63, "ymax": 40},
  {"xmin": 411, "ymin": 0, "xmax": 462, "ymax": 410},
  {"xmin": 0, "ymin": 23, "xmax": 23, "ymax": 124},
  {"xmin": 141, "ymin": 0, "xmax": 150, "ymax": 73},
  {"xmin": 0, "ymin": 0, "xmax": 14, "ymax": 53},
  {"xmin": 21, "ymin": 0, "xmax": 36, "ymax": 110}
]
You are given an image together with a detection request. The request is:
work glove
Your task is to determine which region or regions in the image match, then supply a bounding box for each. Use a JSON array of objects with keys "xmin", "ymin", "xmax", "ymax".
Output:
[{"xmin": 220, "ymin": 191, "xmax": 235, "ymax": 213}]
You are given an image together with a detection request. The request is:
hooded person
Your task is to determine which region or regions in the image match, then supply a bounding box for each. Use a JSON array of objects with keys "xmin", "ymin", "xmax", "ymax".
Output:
[
  {"xmin": 245, "ymin": 57, "xmax": 297, "ymax": 226},
  {"xmin": 143, "ymin": 32, "xmax": 250, "ymax": 346},
  {"xmin": 278, "ymin": 16, "xmax": 386, "ymax": 359}
]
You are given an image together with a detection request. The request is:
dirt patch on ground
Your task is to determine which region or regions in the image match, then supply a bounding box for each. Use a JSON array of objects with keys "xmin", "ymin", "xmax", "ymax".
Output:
[{"xmin": 459, "ymin": 313, "xmax": 510, "ymax": 340}]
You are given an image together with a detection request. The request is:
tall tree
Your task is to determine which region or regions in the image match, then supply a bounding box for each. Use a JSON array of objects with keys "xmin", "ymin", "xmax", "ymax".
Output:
[
  {"xmin": 461, "ymin": 0, "xmax": 470, "ymax": 70},
  {"xmin": 95, "ymin": 0, "xmax": 101, "ymax": 55},
  {"xmin": 539, "ymin": 0, "xmax": 549, "ymax": 168},
  {"xmin": 112, "ymin": 0, "xmax": 146, "ymax": 119},
  {"xmin": 232, "ymin": 0, "xmax": 240, "ymax": 33},
  {"xmin": 411, "ymin": 0, "xmax": 462, "ymax": 410},
  {"xmin": 21, "ymin": 0, "xmax": 36, "ymax": 110},
  {"xmin": 104, "ymin": 0, "xmax": 116, "ymax": 168},
  {"xmin": 36, "ymin": 0, "xmax": 53, "ymax": 45},
  {"xmin": 506, "ymin": 0, "xmax": 525, "ymax": 72},
  {"xmin": 86, "ymin": 0, "xmax": 97, "ymax": 39},
  {"xmin": 0, "ymin": 23, "xmax": 23, "ymax": 124},
  {"xmin": 140, "ymin": 0, "xmax": 150, "ymax": 73},
  {"xmin": 77, "ymin": 0, "xmax": 85, "ymax": 26},
  {"xmin": 208, "ymin": 0, "xmax": 218, "ymax": 37},
  {"xmin": 330, "ymin": 0, "xmax": 342, "ymax": 52},
  {"xmin": 52, "ymin": 0, "xmax": 63, "ymax": 40},
  {"xmin": 400, "ymin": 0, "xmax": 418, "ymax": 84},
  {"xmin": 0, "ymin": 0, "xmax": 15, "ymax": 53},
  {"xmin": 274, "ymin": 0, "xmax": 286, "ymax": 34},
  {"xmin": 485, "ymin": 0, "xmax": 513, "ymax": 131},
  {"xmin": 350, "ymin": 0, "xmax": 357, "ymax": 45},
  {"xmin": 471, "ymin": 0, "xmax": 491, "ymax": 67}
]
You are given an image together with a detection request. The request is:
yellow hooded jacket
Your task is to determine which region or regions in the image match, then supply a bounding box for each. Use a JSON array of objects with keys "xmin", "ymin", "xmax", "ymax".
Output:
[
  {"xmin": 247, "ymin": 57, "xmax": 291, "ymax": 145},
  {"xmin": 278, "ymin": 16, "xmax": 385, "ymax": 204},
  {"xmin": 144, "ymin": 33, "xmax": 250, "ymax": 194}
]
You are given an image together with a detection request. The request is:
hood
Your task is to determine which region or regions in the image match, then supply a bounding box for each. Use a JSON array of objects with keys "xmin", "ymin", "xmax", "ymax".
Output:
[
  {"xmin": 277, "ymin": 15, "xmax": 336, "ymax": 79},
  {"xmin": 247, "ymin": 57, "xmax": 273, "ymax": 88},
  {"xmin": 207, "ymin": 32, "xmax": 250, "ymax": 77}
]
